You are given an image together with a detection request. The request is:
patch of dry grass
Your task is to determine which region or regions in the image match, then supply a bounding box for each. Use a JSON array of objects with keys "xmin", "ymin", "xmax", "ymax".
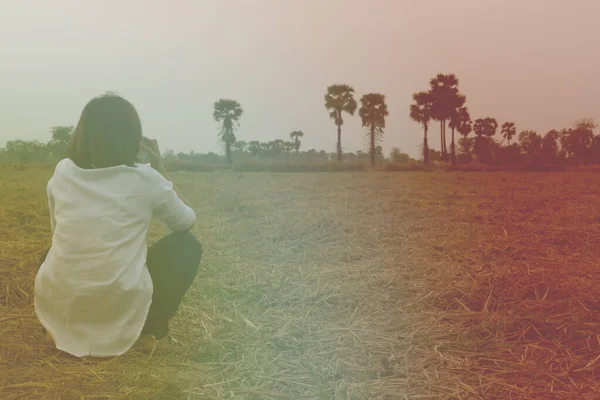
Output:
[
  {"xmin": 1, "ymin": 167, "xmax": 598, "ymax": 399},
  {"xmin": 0, "ymin": 168, "xmax": 440, "ymax": 399},
  {"xmin": 414, "ymin": 172, "xmax": 600, "ymax": 399}
]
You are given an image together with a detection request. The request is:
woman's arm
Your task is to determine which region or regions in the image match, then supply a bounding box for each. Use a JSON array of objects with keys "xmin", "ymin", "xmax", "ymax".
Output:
[
  {"xmin": 140, "ymin": 137, "xmax": 193, "ymax": 208},
  {"xmin": 150, "ymin": 160, "xmax": 193, "ymax": 207}
]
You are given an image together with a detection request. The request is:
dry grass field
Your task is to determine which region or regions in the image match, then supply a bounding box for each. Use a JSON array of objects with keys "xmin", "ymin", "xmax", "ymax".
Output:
[{"xmin": 1, "ymin": 166, "xmax": 599, "ymax": 399}]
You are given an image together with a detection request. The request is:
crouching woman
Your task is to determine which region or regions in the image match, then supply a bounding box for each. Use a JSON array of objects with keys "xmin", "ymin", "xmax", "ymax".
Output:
[{"xmin": 34, "ymin": 93, "xmax": 202, "ymax": 357}]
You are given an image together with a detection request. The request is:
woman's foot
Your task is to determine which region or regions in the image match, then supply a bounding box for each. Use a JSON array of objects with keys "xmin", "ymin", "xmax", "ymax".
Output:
[{"xmin": 135, "ymin": 333, "xmax": 179, "ymax": 357}]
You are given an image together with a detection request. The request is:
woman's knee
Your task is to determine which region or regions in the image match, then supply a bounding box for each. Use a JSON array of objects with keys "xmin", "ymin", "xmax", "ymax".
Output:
[{"xmin": 171, "ymin": 230, "xmax": 203, "ymax": 260}]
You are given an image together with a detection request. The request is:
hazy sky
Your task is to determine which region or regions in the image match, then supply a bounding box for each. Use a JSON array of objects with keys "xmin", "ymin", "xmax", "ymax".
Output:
[{"xmin": 2, "ymin": 0, "xmax": 600, "ymax": 158}]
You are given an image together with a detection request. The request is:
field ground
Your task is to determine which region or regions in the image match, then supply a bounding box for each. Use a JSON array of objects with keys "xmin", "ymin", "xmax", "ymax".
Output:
[{"xmin": 0, "ymin": 167, "xmax": 599, "ymax": 399}]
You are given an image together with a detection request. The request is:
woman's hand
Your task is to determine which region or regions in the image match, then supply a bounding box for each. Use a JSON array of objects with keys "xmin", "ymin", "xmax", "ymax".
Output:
[{"xmin": 140, "ymin": 137, "xmax": 162, "ymax": 169}]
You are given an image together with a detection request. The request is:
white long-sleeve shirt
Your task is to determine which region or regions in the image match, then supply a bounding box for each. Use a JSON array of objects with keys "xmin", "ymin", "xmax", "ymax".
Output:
[{"xmin": 34, "ymin": 158, "xmax": 196, "ymax": 357}]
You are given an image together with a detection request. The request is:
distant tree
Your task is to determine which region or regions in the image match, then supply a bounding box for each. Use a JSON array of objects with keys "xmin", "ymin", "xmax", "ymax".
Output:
[
  {"xmin": 283, "ymin": 141, "xmax": 295, "ymax": 153},
  {"xmin": 473, "ymin": 117, "xmax": 498, "ymax": 163},
  {"xmin": 163, "ymin": 148, "xmax": 175, "ymax": 159},
  {"xmin": 324, "ymin": 84, "xmax": 357, "ymax": 161},
  {"xmin": 429, "ymin": 73, "xmax": 465, "ymax": 161},
  {"xmin": 501, "ymin": 122, "xmax": 516, "ymax": 146},
  {"xmin": 5, "ymin": 140, "xmax": 47, "ymax": 163},
  {"xmin": 233, "ymin": 140, "xmax": 248, "ymax": 153},
  {"xmin": 457, "ymin": 136, "xmax": 475, "ymax": 160},
  {"xmin": 473, "ymin": 118, "xmax": 498, "ymax": 138},
  {"xmin": 456, "ymin": 109, "xmax": 473, "ymax": 162},
  {"xmin": 426, "ymin": 147, "xmax": 442, "ymax": 162},
  {"xmin": 560, "ymin": 118, "xmax": 596, "ymax": 164},
  {"xmin": 47, "ymin": 126, "xmax": 74, "ymax": 159},
  {"xmin": 410, "ymin": 91, "xmax": 434, "ymax": 165},
  {"xmin": 266, "ymin": 139, "xmax": 284, "ymax": 157},
  {"xmin": 448, "ymin": 107, "xmax": 470, "ymax": 165},
  {"xmin": 248, "ymin": 141, "xmax": 261, "ymax": 157},
  {"xmin": 390, "ymin": 147, "xmax": 410, "ymax": 163},
  {"xmin": 359, "ymin": 93, "xmax": 389, "ymax": 166},
  {"xmin": 541, "ymin": 130, "xmax": 560, "ymax": 164},
  {"xmin": 589, "ymin": 135, "xmax": 600, "ymax": 164},
  {"xmin": 213, "ymin": 99, "xmax": 243, "ymax": 164},
  {"xmin": 518, "ymin": 130, "xmax": 543, "ymax": 164},
  {"xmin": 289, "ymin": 131, "xmax": 304, "ymax": 152},
  {"xmin": 51, "ymin": 126, "xmax": 73, "ymax": 144},
  {"xmin": 260, "ymin": 142, "xmax": 271, "ymax": 157}
]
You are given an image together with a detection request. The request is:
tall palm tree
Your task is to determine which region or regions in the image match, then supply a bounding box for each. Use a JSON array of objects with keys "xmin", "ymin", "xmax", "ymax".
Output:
[
  {"xmin": 473, "ymin": 117, "xmax": 498, "ymax": 163},
  {"xmin": 359, "ymin": 93, "xmax": 389, "ymax": 166},
  {"xmin": 410, "ymin": 91, "xmax": 434, "ymax": 165},
  {"xmin": 289, "ymin": 130, "xmax": 304, "ymax": 152},
  {"xmin": 325, "ymin": 84, "xmax": 357, "ymax": 161},
  {"xmin": 448, "ymin": 106, "xmax": 470, "ymax": 165},
  {"xmin": 213, "ymin": 99, "xmax": 243, "ymax": 164},
  {"xmin": 429, "ymin": 74, "xmax": 465, "ymax": 161},
  {"xmin": 456, "ymin": 109, "xmax": 473, "ymax": 158},
  {"xmin": 473, "ymin": 117, "xmax": 498, "ymax": 138},
  {"xmin": 501, "ymin": 122, "xmax": 516, "ymax": 146}
]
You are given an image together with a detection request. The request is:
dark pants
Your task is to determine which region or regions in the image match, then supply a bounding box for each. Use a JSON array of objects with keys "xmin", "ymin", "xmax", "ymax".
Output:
[{"xmin": 38, "ymin": 231, "xmax": 203, "ymax": 340}]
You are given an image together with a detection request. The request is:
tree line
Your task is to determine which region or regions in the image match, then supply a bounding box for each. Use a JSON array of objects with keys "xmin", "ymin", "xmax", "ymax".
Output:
[
  {"xmin": 4, "ymin": 80, "xmax": 599, "ymax": 168},
  {"xmin": 212, "ymin": 85, "xmax": 389, "ymax": 165},
  {"xmin": 410, "ymin": 73, "xmax": 600, "ymax": 166},
  {"xmin": 2, "ymin": 126, "xmax": 73, "ymax": 163}
]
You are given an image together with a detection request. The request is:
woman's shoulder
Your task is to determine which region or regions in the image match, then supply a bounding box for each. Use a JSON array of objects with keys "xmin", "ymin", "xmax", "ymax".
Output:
[
  {"xmin": 49, "ymin": 158, "xmax": 72, "ymax": 179},
  {"xmin": 134, "ymin": 163, "xmax": 169, "ymax": 185}
]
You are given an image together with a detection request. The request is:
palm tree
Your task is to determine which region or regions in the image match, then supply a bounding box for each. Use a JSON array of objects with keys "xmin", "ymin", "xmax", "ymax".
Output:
[
  {"xmin": 448, "ymin": 107, "xmax": 470, "ymax": 165},
  {"xmin": 473, "ymin": 117, "xmax": 498, "ymax": 138},
  {"xmin": 429, "ymin": 74, "xmax": 465, "ymax": 161},
  {"xmin": 410, "ymin": 91, "xmax": 434, "ymax": 165},
  {"xmin": 359, "ymin": 93, "xmax": 389, "ymax": 166},
  {"xmin": 456, "ymin": 109, "xmax": 473, "ymax": 159},
  {"xmin": 473, "ymin": 117, "xmax": 498, "ymax": 163},
  {"xmin": 325, "ymin": 84, "xmax": 357, "ymax": 161},
  {"xmin": 289, "ymin": 130, "xmax": 304, "ymax": 152},
  {"xmin": 213, "ymin": 99, "xmax": 243, "ymax": 164},
  {"xmin": 501, "ymin": 122, "xmax": 516, "ymax": 146}
]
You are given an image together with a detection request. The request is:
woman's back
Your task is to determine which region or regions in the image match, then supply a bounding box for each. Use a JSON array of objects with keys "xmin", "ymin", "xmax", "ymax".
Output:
[{"xmin": 35, "ymin": 158, "xmax": 196, "ymax": 357}]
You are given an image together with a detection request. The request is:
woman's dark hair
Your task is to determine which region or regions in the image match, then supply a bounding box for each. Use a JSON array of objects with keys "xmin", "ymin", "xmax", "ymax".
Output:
[{"xmin": 68, "ymin": 93, "xmax": 142, "ymax": 169}]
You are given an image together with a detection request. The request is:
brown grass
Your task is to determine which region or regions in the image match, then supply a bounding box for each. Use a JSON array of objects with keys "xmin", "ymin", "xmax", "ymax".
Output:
[{"xmin": 0, "ymin": 167, "xmax": 598, "ymax": 399}]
